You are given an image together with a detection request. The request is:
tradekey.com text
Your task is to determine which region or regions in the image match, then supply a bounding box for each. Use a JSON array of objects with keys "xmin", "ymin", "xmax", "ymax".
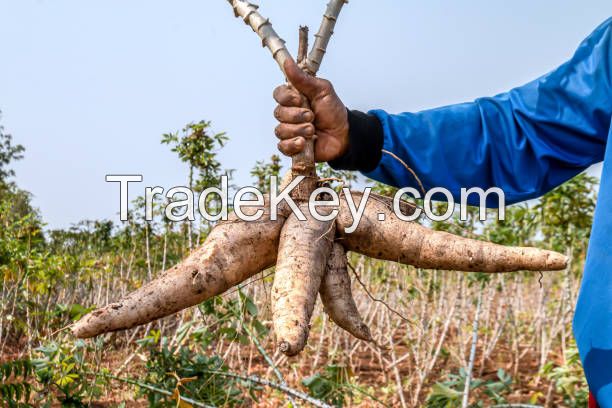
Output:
[{"xmin": 106, "ymin": 175, "xmax": 506, "ymax": 233}]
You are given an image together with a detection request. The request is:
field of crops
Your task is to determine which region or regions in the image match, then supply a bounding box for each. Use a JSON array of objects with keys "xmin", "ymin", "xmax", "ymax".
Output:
[{"xmin": 0, "ymin": 120, "xmax": 596, "ymax": 407}]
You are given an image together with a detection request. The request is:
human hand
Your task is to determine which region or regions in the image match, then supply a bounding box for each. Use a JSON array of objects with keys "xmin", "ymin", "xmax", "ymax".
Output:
[{"xmin": 273, "ymin": 59, "xmax": 349, "ymax": 162}]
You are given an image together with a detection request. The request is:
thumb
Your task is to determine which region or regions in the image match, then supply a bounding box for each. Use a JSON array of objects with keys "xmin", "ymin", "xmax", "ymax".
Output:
[{"xmin": 284, "ymin": 59, "xmax": 321, "ymax": 100}]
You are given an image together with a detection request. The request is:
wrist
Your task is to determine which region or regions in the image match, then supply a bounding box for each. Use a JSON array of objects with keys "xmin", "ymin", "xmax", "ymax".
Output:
[{"xmin": 328, "ymin": 109, "xmax": 383, "ymax": 172}]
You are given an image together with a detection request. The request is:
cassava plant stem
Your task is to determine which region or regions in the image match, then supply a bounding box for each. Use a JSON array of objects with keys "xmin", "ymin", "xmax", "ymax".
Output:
[
  {"xmin": 297, "ymin": 26, "xmax": 309, "ymax": 66},
  {"xmin": 227, "ymin": 0, "xmax": 292, "ymax": 75},
  {"xmin": 202, "ymin": 370, "xmax": 333, "ymax": 408},
  {"xmin": 461, "ymin": 282, "xmax": 484, "ymax": 408},
  {"xmin": 304, "ymin": 0, "xmax": 348, "ymax": 76},
  {"xmin": 290, "ymin": 25, "xmax": 318, "ymax": 200}
]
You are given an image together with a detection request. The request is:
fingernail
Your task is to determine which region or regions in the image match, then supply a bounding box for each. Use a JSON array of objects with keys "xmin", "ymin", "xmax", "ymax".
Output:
[
  {"xmin": 303, "ymin": 111, "xmax": 314, "ymax": 122},
  {"xmin": 306, "ymin": 124, "xmax": 315, "ymax": 136}
]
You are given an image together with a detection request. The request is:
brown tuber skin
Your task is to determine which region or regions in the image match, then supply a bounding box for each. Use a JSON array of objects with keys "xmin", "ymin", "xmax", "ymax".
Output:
[
  {"xmin": 336, "ymin": 192, "xmax": 568, "ymax": 272},
  {"xmin": 320, "ymin": 242, "xmax": 373, "ymax": 342},
  {"xmin": 72, "ymin": 202, "xmax": 286, "ymax": 339},
  {"xmin": 72, "ymin": 192, "xmax": 568, "ymax": 341},
  {"xmin": 272, "ymin": 203, "xmax": 335, "ymax": 356}
]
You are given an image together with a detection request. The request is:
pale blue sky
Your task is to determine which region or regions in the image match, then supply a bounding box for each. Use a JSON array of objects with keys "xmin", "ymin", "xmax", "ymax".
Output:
[{"xmin": 1, "ymin": 1, "xmax": 610, "ymax": 228}]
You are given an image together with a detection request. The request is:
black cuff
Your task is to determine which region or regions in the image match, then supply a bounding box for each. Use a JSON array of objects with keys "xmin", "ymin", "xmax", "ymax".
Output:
[{"xmin": 328, "ymin": 109, "xmax": 384, "ymax": 173}]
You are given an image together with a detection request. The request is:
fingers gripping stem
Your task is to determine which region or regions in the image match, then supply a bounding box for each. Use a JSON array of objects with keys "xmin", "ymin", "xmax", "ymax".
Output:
[
  {"xmin": 290, "ymin": 0, "xmax": 348, "ymax": 195},
  {"xmin": 290, "ymin": 26, "xmax": 318, "ymax": 200},
  {"xmin": 228, "ymin": 0, "xmax": 348, "ymax": 199}
]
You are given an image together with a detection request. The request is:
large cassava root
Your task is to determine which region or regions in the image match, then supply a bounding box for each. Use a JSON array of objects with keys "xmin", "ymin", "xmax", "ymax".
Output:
[
  {"xmin": 335, "ymin": 192, "xmax": 567, "ymax": 272},
  {"xmin": 72, "ymin": 202, "xmax": 287, "ymax": 338},
  {"xmin": 272, "ymin": 204, "xmax": 335, "ymax": 356},
  {"xmin": 72, "ymin": 0, "xmax": 568, "ymax": 359}
]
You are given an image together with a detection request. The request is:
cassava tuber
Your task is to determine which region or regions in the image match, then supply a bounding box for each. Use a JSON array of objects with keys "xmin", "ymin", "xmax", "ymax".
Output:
[
  {"xmin": 272, "ymin": 203, "xmax": 335, "ymax": 355},
  {"xmin": 336, "ymin": 192, "xmax": 568, "ymax": 272},
  {"xmin": 320, "ymin": 242, "xmax": 373, "ymax": 342},
  {"xmin": 72, "ymin": 201, "xmax": 286, "ymax": 338}
]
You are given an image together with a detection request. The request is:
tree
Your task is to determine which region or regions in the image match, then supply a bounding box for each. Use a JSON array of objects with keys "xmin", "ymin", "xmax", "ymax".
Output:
[
  {"xmin": 251, "ymin": 154, "xmax": 282, "ymax": 193},
  {"xmin": 0, "ymin": 112, "xmax": 24, "ymax": 185},
  {"xmin": 161, "ymin": 121, "xmax": 230, "ymax": 248},
  {"xmin": 161, "ymin": 121, "xmax": 228, "ymax": 191}
]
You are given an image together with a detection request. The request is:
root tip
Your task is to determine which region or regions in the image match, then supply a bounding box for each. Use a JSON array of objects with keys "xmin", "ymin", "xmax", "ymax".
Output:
[
  {"xmin": 546, "ymin": 252, "xmax": 570, "ymax": 270},
  {"xmin": 278, "ymin": 340, "xmax": 299, "ymax": 356},
  {"xmin": 70, "ymin": 325, "xmax": 88, "ymax": 339},
  {"xmin": 360, "ymin": 325, "xmax": 374, "ymax": 343}
]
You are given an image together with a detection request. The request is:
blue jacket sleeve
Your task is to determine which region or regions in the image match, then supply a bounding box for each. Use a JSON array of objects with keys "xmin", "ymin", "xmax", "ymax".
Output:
[{"xmin": 339, "ymin": 18, "xmax": 612, "ymax": 206}]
